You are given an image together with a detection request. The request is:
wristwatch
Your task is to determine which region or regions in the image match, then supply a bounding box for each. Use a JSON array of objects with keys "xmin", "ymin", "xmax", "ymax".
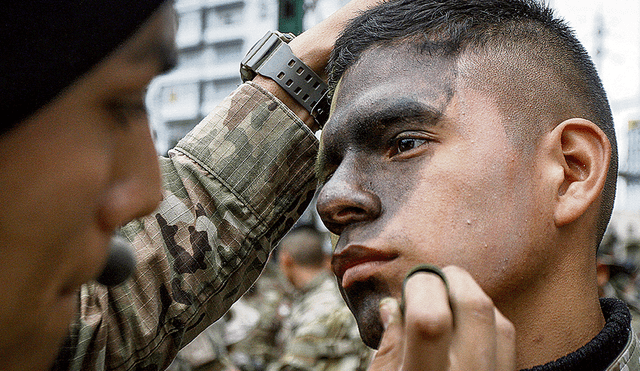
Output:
[{"xmin": 241, "ymin": 31, "xmax": 330, "ymax": 128}]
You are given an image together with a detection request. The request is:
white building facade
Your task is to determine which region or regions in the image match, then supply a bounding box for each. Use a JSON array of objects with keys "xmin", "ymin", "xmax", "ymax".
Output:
[
  {"xmin": 146, "ymin": 0, "xmax": 278, "ymax": 155},
  {"xmin": 146, "ymin": 0, "xmax": 348, "ymax": 155}
]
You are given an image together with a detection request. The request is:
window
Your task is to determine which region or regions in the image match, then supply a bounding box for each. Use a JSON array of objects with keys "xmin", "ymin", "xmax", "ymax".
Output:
[
  {"xmin": 213, "ymin": 39, "xmax": 244, "ymax": 64},
  {"xmin": 176, "ymin": 10, "xmax": 202, "ymax": 47},
  {"xmin": 205, "ymin": 2, "xmax": 245, "ymax": 28},
  {"xmin": 202, "ymin": 77, "xmax": 242, "ymax": 104},
  {"xmin": 177, "ymin": 47, "xmax": 206, "ymax": 69}
]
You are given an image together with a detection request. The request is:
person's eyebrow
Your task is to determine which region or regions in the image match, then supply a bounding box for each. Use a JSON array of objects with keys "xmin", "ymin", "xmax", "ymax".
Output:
[
  {"xmin": 354, "ymin": 98, "xmax": 443, "ymax": 132},
  {"xmin": 130, "ymin": 39, "xmax": 178, "ymax": 74},
  {"xmin": 316, "ymin": 98, "xmax": 443, "ymax": 182}
]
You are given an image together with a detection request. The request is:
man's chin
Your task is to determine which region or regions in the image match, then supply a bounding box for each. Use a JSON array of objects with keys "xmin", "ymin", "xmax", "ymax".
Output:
[{"xmin": 341, "ymin": 279, "xmax": 388, "ymax": 349}]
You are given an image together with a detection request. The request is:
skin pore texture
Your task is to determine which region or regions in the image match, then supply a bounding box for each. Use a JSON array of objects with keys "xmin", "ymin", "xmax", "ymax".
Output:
[
  {"xmin": 316, "ymin": 44, "xmax": 608, "ymax": 368},
  {"xmin": 0, "ymin": 5, "xmax": 176, "ymax": 370}
]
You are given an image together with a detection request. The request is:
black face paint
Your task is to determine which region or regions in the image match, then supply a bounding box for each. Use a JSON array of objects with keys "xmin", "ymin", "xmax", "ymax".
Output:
[{"xmin": 96, "ymin": 235, "xmax": 136, "ymax": 286}]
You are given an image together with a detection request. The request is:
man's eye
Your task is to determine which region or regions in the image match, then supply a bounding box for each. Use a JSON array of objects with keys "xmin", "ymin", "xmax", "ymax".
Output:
[
  {"xmin": 396, "ymin": 138, "xmax": 427, "ymax": 153},
  {"xmin": 110, "ymin": 101, "xmax": 147, "ymax": 128}
]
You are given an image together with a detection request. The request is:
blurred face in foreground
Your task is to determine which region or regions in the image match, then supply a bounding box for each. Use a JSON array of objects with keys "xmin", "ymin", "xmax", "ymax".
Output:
[
  {"xmin": 0, "ymin": 5, "xmax": 175, "ymax": 370},
  {"xmin": 316, "ymin": 45, "xmax": 555, "ymax": 348}
]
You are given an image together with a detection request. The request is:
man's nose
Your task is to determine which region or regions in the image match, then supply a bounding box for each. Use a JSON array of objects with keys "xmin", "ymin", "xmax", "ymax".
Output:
[
  {"xmin": 98, "ymin": 125, "xmax": 162, "ymax": 232},
  {"xmin": 316, "ymin": 164, "xmax": 381, "ymax": 236}
]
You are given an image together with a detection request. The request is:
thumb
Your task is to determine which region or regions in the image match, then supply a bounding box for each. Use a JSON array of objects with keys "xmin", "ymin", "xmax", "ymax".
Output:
[{"xmin": 367, "ymin": 297, "xmax": 404, "ymax": 371}]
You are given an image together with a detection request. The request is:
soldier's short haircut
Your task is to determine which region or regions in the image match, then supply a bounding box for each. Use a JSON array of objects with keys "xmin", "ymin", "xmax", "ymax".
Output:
[
  {"xmin": 327, "ymin": 0, "xmax": 617, "ymax": 246},
  {"xmin": 279, "ymin": 226, "xmax": 327, "ymax": 268}
]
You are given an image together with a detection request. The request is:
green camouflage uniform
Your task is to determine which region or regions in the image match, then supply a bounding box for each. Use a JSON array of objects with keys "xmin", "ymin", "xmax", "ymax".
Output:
[
  {"xmin": 226, "ymin": 262, "xmax": 294, "ymax": 370},
  {"xmin": 51, "ymin": 82, "xmax": 319, "ymax": 371},
  {"xmin": 267, "ymin": 272, "xmax": 373, "ymax": 371},
  {"xmin": 165, "ymin": 320, "xmax": 237, "ymax": 371}
]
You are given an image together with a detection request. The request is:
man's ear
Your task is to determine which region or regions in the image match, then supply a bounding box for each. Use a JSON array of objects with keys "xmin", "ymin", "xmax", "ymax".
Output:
[
  {"xmin": 549, "ymin": 118, "xmax": 611, "ymax": 227},
  {"xmin": 280, "ymin": 251, "xmax": 293, "ymax": 268}
]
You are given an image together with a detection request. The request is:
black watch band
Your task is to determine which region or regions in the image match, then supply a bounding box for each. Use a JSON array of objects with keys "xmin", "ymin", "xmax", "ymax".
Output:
[{"xmin": 241, "ymin": 31, "xmax": 330, "ymax": 128}]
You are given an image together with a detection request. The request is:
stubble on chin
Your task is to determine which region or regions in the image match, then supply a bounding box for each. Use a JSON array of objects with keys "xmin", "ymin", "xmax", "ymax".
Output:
[{"xmin": 341, "ymin": 277, "xmax": 391, "ymax": 349}]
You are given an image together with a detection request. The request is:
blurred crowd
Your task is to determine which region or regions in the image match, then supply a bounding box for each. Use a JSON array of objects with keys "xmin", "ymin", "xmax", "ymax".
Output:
[
  {"xmin": 166, "ymin": 225, "xmax": 373, "ymax": 371},
  {"xmin": 597, "ymin": 230, "xmax": 640, "ymax": 334}
]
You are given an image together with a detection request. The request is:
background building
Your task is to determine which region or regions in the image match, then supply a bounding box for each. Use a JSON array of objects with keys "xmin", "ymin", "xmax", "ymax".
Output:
[
  {"xmin": 146, "ymin": 0, "xmax": 348, "ymax": 155},
  {"xmin": 146, "ymin": 0, "xmax": 277, "ymax": 155},
  {"xmin": 146, "ymin": 0, "xmax": 640, "ymax": 240}
]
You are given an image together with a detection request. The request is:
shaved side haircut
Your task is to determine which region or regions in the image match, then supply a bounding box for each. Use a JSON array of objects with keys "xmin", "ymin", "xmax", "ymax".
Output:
[{"xmin": 327, "ymin": 0, "xmax": 617, "ymax": 245}]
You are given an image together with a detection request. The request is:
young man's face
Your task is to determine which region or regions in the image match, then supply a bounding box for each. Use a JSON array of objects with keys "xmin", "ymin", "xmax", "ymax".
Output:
[
  {"xmin": 316, "ymin": 45, "xmax": 556, "ymax": 348},
  {"xmin": 0, "ymin": 5, "xmax": 176, "ymax": 369}
]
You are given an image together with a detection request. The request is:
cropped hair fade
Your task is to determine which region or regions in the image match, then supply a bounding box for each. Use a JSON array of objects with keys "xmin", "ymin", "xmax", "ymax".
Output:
[{"xmin": 327, "ymin": 0, "xmax": 617, "ymax": 246}]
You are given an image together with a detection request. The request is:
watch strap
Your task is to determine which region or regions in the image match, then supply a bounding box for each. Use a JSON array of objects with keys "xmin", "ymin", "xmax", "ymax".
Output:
[{"xmin": 241, "ymin": 31, "xmax": 330, "ymax": 128}]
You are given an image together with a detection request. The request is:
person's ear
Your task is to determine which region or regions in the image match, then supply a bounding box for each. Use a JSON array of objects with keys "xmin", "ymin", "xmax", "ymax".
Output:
[
  {"xmin": 548, "ymin": 118, "xmax": 611, "ymax": 227},
  {"xmin": 279, "ymin": 251, "xmax": 294, "ymax": 270}
]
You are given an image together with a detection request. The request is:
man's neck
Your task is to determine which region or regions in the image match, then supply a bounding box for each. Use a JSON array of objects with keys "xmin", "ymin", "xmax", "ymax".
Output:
[{"xmin": 498, "ymin": 266, "xmax": 605, "ymax": 369}]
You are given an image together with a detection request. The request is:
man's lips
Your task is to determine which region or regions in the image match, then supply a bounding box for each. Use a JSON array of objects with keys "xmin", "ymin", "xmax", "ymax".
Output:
[{"xmin": 332, "ymin": 245, "xmax": 397, "ymax": 289}]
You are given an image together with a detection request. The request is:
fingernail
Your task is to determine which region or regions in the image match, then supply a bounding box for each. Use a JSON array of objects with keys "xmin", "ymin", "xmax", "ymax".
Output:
[{"xmin": 379, "ymin": 297, "xmax": 399, "ymax": 330}]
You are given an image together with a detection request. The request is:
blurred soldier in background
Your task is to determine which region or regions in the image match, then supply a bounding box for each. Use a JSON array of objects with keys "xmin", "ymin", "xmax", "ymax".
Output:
[
  {"xmin": 225, "ymin": 258, "xmax": 294, "ymax": 371},
  {"xmin": 168, "ymin": 250, "xmax": 293, "ymax": 371},
  {"xmin": 267, "ymin": 226, "xmax": 372, "ymax": 371},
  {"xmin": 166, "ymin": 320, "xmax": 238, "ymax": 371},
  {"xmin": 598, "ymin": 232, "xmax": 640, "ymax": 334}
]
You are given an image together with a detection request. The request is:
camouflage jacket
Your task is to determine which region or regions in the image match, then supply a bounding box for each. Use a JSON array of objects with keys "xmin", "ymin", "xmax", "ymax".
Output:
[
  {"xmin": 268, "ymin": 272, "xmax": 373, "ymax": 371},
  {"xmin": 607, "ymin": 327, "xmax": 640, "ymax": 371},
  {"xmin": 51, "ymin": 82, "xmax": 319, "ymax": 371}
]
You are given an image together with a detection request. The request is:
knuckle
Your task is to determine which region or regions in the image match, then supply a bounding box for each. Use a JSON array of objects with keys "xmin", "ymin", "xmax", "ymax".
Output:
[
  {"xmin": 442, "ymin": 265, "xmax": 467, "ymax": 277},
  {"xmin": 497, "ymin": 315, "xmax": 516, "ymax": 341},
  {"xmin": 406, "ymin": 305, "xmax": 453, "ymax": 340},
  {"xmin": 457, "ymin": 293, "xmax": 496, "ymax": 323}
]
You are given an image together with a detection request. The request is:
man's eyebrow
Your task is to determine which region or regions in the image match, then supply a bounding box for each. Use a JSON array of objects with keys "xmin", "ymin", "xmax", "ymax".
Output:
[
  {"xmin": 315, "ymin": 99, "xmax": 444, "ymax": 181},
  {"xmin": 353, "ymin": 99, "xmax": 444, "ymax": 129},
  {"xmin": 130, "ymin": 39, "xmax": 178, "ymax": 73}
]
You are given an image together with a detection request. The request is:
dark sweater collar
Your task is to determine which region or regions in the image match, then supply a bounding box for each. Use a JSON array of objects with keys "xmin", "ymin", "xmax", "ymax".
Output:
[{"xmin": 521, "ymin": 298, "xmax": 631, "ymax": 371}]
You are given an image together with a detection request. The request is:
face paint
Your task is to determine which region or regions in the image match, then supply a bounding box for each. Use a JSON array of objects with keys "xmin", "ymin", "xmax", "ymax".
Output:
[{"xmin": 317, "ymin": 45, "xmax": 554, "ymax": 348}]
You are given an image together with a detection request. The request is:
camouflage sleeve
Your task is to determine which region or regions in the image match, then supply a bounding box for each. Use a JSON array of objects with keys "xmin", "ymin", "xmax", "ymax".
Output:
[
  {"xmin": 269, "ymin": 306, "xmax": 373, "ymax": 371},
  {"xmin": 268, "ymin": 276, "xmax": 373, "ymax": 371},
  {"xmin": 52, "ymin": 82, "xmax": 319, "ymax": 371}
]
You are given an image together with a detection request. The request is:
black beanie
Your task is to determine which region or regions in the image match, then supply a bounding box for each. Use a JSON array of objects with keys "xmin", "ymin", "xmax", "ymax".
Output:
[{"xmin": 0, "ymin": 0, "xmax": 168, "ymax": 133}]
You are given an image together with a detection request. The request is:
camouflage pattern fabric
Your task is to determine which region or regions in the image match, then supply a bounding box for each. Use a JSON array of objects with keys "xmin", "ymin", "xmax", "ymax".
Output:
[
  {"xmin": 165, "ymin": 320, "xmax": 237, "ymax": 371},
  {"xmin": 267, "ymin": 272, "xmax": 373, "ymax": 371},
  {"xmin": 226, "ymin": 262, "xmax": 294, "ymax": 370},
  {"xmin": 607, "ymin": 328, "xmax": 640, "ymax": 371},
  {"xmin": 50, "ymin": 82, "xmax": 319, "ymax": 371}
]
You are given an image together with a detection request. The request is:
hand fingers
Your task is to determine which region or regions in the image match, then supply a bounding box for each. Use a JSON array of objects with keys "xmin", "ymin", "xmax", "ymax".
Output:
[
  {"xmin": 369, "ymin": 265, "xmax": 517, "ymax": 371},
  {"xmin": 367, "ymin": 297, "xmax": 404, "ymax": 371},
  {"xmin": 442, "ymin": 266, "xmax": 516, "ymax": 371},
  {"xmin": 443, "ymin": 266, "xmax": 499, "ymax": 370},
  {"xmin": 402, "ymin": 271, "xmax": 453, "ymax": 371},
  {"xmin": 495, "ymin": 307, "xmax": 517, "ymax": 371}
]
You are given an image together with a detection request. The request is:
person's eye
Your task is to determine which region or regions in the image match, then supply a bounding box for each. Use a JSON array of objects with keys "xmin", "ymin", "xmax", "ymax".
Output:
[
  {"xmin": 110, "ymin": 100, "xmax": 148, "ymax": 128},
  {"xmin": 397, "ymin": 138, "xmax": 426, "ymax": 152},
  {"xmin": 389, "ymin": 132, "xmax": 432, "ymax": 157}
]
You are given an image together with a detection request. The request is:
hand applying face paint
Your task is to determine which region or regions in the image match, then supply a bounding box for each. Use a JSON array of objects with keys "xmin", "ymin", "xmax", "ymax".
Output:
[{"xmin": 367, "ymin": 265, "xmax": 516, "ymax": 371}]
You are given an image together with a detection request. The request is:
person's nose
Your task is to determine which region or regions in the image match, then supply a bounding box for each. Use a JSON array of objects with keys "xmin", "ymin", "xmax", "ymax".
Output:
[
  {"xmin": 316, "ymin": 160, "xmax": 381, "ymax": 236},
  {"xmin": 98, "ymin": 124, "xmax": 163, "ymax": 232}
]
